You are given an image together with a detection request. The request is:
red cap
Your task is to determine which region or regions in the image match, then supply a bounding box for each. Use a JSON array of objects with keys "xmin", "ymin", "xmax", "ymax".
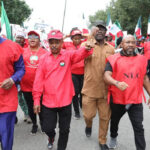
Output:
[
  {"xmin": 70, "ymin": 29, "xmax": 82, "ymax": 36},
  {"xmin": 48, "ymin": 30, "xmax": 63, "ymax": 40},
  {"xmin": 28, "ymin": 31, "xmax": 40, "ymax": 38}
]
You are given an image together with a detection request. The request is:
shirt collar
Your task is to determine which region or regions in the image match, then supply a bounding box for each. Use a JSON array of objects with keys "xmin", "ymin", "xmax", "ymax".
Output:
[
  {"xmin": 49, "ymin": 49, "xmax": 63, "ymax": 56},
  {"xmin": 120, "ymin": 50, "xmax": 137, "ymax": 57},
  {"xmin": 95, "ymin": 40, "xmax": 108, "ymax": 46}
]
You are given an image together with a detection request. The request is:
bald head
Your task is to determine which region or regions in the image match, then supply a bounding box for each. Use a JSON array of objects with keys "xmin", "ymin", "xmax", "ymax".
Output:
[
  {"xmin": 122, "ymin": 34, "xmax": 135, "ymax": 42},
  {"xmin": 121, "ymin": 34, "xmax": 136, "ymax": 56}
]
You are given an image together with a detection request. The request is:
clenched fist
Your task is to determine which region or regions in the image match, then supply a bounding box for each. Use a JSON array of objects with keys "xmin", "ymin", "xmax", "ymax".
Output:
[
  {"xmin": 85, "ymin": 39, "xmax": 95, "ymax": 50},
  {"xmin": 115, "ymin": 81, "xmax": 129, "ymax": 91},
  {"xmin": 0, "ymin": 78, "xmax": 14, "ymax": 90}
]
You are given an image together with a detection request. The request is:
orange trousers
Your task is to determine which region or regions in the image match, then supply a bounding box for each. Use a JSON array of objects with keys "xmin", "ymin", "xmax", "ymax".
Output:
[{"xmin": 82, "ymin": 94, "xmax": 111, "ymax": 144}]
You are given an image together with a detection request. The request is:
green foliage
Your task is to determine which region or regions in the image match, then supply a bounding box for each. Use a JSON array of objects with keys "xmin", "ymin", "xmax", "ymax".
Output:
[
  {"xmin": 89, "ymin": 0, "xmax": 150, "ymax": 35},
  {"xmin": 89, "ymin": 10, "xmax": 107, "ymax": 28},
  {"xmin": 0, "ymin": 0, "xmax": 32, "ymax": 25}
]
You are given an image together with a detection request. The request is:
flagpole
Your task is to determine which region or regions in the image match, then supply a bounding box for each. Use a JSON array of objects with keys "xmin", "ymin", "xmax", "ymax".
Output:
[{"xmin": 62, "ymin": 0, "xmax": 67, "ymax": 33}]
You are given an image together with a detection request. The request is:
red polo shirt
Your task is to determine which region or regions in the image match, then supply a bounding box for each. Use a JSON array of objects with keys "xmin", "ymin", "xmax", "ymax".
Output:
[
  {"xmin": 32, "ymin": 47, "xmax": 93, "ymax": 108},
  {"xmin": 21, "ymin": 47, "xmax": 47, "ymax": 92}
]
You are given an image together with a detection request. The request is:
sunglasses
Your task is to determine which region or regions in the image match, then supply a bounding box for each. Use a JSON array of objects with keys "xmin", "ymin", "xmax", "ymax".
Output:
[{"xmin": 28, "ymin": 35, "xmax": 39, "ymax": 39}]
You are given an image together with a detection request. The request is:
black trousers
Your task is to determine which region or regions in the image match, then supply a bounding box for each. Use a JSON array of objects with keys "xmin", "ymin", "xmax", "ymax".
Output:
[
  {"xmin": 22, "ymin": 92, "xmax": 43, "ymax": 127},
  {"xmin": 42, "ymin": 104, "xmax": 72, "ymax": 150},
  {"xmin": 72, "ymin": 74, "xmax": 83, "ymax": 115},
  {"xmin": 110, "ymin": 103, "xmax": 146, "ymax": 150}
]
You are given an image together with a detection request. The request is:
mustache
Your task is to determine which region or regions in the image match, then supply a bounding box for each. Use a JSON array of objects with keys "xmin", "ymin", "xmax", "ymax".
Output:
[{"xmin": 51, "ymin": 47, "xmax": 57, "ymax": 50}]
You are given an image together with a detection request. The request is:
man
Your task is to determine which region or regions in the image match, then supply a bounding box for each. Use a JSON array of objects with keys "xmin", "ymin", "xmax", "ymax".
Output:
[
  {"xmin": 32, "ymin": 29, "xmax": 94, "ymax": 150},
  {"xmin": 104, "ymin": 35, "xmax": 150, "ymax": 150},
  {"xmin": 0, "ymin": 24, "xmax": 25, "ymax": 150},
  {"xmin": 106, "ymin": 34, "xmax": 115, "ymax": 47},
  {"xmin": 20, "ymin": 31, "xmax": 47, "ymax": 134},
  {"xmin": 15, "ymin": 31, "xmax": 31, "ymax": 123},
  {"xmin": 63, "ymin": 28, "xmax": 84, "ymax": 119},
  {"xmin": 15, "ymin": 31, "xmax": 26, "ymax": 47},
  {"xmin": 81, "ymin": 20, "xmax": 114, "ymax": 150}
]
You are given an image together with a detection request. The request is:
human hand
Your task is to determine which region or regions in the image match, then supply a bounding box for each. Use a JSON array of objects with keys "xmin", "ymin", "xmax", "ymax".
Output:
[
  {"xmin": 90, "ymin": 26, "xmax": 99, "ymax": 37},
  {"xmin": 85, "ymin": 39, "xmax": 95, "ymax": 50},
  {"xmin": 63, "ymin": 34, "xmax": 70, "ymax": 39},
  {"xmin": 0, "ymin": 78, "xmax": 14, "ymax": 90},
  {"xmin": 115, "ymin": 81, "xmax": 129, "ymax": 91},
  {"xmin": 34, "ymin": 105, "xmax": 41, "ymax": 114}
]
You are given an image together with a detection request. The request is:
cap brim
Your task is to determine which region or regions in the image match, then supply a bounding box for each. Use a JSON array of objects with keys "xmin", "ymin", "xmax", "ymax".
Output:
[
  {"xmin": 48, "ymin": 37, "xmax": 63, "ymax": 40},
  {"xmin": 28, "ymin": 31, "xmax": 40, "ymax": 38},
  {"xmin": 96, "ymin": 24, "xmax": 107, "ymax": 30}
]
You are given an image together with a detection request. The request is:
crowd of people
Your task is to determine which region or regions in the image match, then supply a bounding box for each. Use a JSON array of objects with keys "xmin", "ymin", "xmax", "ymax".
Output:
[{"xmin": 0, "ymin": 19, "xmax": 150, "ymax": 150}]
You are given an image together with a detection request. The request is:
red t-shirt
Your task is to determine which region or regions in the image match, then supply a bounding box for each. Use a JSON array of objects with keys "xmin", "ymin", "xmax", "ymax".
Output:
[
  {"xmin": 0, "ymin": 40, "xmax": 22, "ymax": 113},
  {"xmin": 21, "ymin": 47, "xmax": 47, "ymax": 92}
]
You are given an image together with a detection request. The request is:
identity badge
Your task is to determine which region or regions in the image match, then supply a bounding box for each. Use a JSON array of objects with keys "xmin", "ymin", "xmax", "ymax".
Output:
[{"xmin": 60, "ymin": 60, "xmax": 65, "ymax": 67}]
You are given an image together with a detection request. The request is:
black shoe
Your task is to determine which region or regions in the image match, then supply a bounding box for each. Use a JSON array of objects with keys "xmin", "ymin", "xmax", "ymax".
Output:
[
  {"xmin": 30, "ymin": 125, "xmax": 38, "ymax": 135},
  {"xmin": 99, "ymin": 144, "xmax": 109, "ymax": 150},
  {"xmin": 74, "ymin": 113, "xmax": 80, "ymax": 120},
  {"xmin": 47, "ymin": 138, "xmax": 54, "ymax": 149},
  {"xmin": 85, "ymin": 127, "xmax": 92, "ymax": 137},
  {"xmin": 15, "ymin": 116, "xmax": 18, "ymax": 124}
]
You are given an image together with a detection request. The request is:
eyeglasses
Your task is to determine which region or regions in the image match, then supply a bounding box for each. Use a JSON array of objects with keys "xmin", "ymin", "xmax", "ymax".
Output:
[{"xmin": 28, "ymin": 35, "xmax": 39, "ymax": 39}]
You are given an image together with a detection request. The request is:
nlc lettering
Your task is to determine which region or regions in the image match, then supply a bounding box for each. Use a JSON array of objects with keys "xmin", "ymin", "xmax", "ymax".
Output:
[{"xmin": 123, "ymin": 73, "xmax": 139, "ymax": 79}]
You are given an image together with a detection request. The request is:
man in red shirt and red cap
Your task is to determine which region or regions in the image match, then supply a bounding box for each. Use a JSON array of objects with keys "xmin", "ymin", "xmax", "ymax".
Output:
[
  {"xmin": 104, "ymin": 35, "xmax": 150, "ymax": 150},
  {"xmin": 32, "ymin": 29, "xmax": 94, "ymax": 150}
]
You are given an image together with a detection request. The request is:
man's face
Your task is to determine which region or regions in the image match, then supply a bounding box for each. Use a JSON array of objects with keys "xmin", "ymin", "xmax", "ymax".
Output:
[
  {"xmin": 49, "ymin": 39, "xmax": 63, "ymax": 55},
  {"xmin": 121, "ymin": 36, "xmax": 136, "ymax": 55},
  {"xmin": 72, "ymin": 35, "xmax": 82, "ymax": 46},
  {"xmin": 94, "ymin": 26, "xmax": 106, "ymax": 42},
  {"xmin": 15, "ymin": 36, "xmax": 25, "ymax": 47},
  {"xmin": 28, "ymin": 34, "xmax": 40, "ymax": 48}
]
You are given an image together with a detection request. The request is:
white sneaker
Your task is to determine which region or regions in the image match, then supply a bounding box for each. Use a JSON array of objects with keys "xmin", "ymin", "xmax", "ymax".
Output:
[
  {"xmin": 108, "ymin": 137, "xmax": 117, "ymax": 149},
  {"xmin": 27, "ymin": 117, "xmax": 32, "ymax": 124},
  {"xmin": 47, "ymin": 138, "xmax": 54, "ymax": 149}
]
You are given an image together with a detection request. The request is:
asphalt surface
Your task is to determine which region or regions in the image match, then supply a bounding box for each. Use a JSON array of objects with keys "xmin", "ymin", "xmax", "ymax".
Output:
[{"xmin": 1, "ymin": 91, "xmax": 150, "ymax": 150}]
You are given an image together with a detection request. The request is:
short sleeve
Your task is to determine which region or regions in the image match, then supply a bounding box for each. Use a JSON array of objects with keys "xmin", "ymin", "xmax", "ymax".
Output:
[{"xmin": 105, "ymin": 62, "xmax": 113, "ymax": 72}]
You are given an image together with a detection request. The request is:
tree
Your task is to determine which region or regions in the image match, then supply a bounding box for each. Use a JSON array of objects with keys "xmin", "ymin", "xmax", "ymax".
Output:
[
  {"xmin": 89, "ymin": 10, "xmax": 107, "ymax": 28},
  {"xmin": 89, "ymin": 0, "xmax": 150, "ymax": 35},
  {"xmin": 0, "ymin": 0, "xmax": 32, "ymax": 25}
]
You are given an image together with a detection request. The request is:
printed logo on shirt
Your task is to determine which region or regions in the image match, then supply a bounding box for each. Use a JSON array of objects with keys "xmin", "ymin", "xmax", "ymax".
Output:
[{"xmin": 60, "ymin": 60, "xmax": 65, "ymax": 67}]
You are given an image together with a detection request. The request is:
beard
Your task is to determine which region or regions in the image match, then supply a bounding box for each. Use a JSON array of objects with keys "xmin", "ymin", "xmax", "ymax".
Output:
[
  {"xmin": 95, "ymin": 34, "xmax": 104, "ymax": 42},
  {"xmin": 123, "ymin": 49, "xmax": 135, "ymax": 56}
]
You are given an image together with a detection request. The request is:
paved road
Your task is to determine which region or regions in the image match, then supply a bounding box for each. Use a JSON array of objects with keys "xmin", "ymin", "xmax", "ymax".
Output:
[{"xmin": 1, "ymin": 92, "xmax": 150, "ymax": 150}]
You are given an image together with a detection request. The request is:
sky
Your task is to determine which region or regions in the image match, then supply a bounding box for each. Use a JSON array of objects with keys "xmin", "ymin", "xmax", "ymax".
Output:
[{"xmin": 24, "ymin": 0, "xmax": 111, "ymax": 34}]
